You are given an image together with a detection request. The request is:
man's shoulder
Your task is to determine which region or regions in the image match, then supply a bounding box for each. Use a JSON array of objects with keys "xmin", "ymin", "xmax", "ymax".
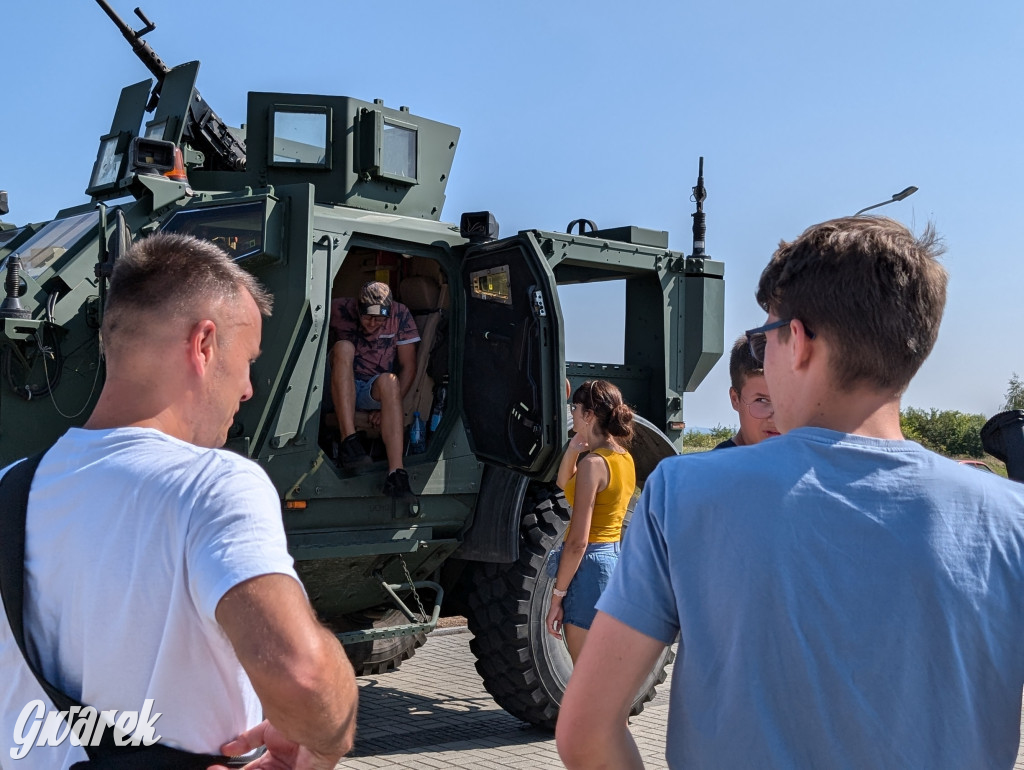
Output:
[
  {"xmin": 391, "ymin": 301, "xmax": 416, "ymax": 325},
  {"xmin": 47, "ymin": 428, "xmax": 272, "ymax": 487},
  {"xmin": 646, "ymin": 433, "xmax": 818, "ymax": 500},
  {"xmin": 331, "ymin": 297, "xmax": 358, "ymax": 318}
]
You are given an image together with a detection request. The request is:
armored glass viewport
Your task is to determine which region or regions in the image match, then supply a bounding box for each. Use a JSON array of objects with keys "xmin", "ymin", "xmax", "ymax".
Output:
[
  {"xmin": 381, "ymin": 121, "xmax": 416, "ymax": 180},
  {"xmin": 270, "ymin": 106, "xmax": 331, "ymax": 168}
]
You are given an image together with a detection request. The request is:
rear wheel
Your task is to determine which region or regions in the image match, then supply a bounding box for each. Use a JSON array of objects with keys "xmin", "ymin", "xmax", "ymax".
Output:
[
  {"xmin": 466, "ymin": 486, "xmax": 673, "ymax": 729},
  {"xmin": 335, "ymin": 608, "xmax": 427, "ymax": 676}
]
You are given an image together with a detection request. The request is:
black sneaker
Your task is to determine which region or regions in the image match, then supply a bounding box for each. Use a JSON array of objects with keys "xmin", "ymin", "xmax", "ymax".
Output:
[
  {"xmin": 339, "ymin": 432, "xmax": 372, "ymax": 473},
  {"xmin": 383, "ymin": 468, "xmax": 417, "ymax": 503}
]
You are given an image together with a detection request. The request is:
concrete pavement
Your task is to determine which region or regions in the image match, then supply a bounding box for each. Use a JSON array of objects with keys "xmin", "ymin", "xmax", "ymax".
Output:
[
  {"xmin": 338, "ymin": 625, "xmax": 1024, "ymax": 769},
  {"xmin": 337, "ymin": 626, "xmax": 670, "ymax": 769}
]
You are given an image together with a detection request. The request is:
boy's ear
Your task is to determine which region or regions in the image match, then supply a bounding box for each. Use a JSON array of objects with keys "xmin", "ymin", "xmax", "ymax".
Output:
[
  {"xmin": 790, "ymin": 319, "xmax": 815, "ymax": 371},
  {"xmin": 729, "ymin": 386, "xmax": 742, "ymax": 411}
]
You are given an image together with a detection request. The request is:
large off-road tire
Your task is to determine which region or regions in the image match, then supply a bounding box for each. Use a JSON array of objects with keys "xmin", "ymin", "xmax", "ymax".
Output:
[
  {"xmin": 466, "ymin": 486, "xmax": 674, "ymax": 729},
  {"xmin": 335, "ymin": 608, "xmax": 427, "ymax": 676}
]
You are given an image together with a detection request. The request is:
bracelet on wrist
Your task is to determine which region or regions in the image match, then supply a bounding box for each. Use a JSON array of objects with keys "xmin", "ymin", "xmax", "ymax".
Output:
[{"xmin": 552, "ymin": 587, "xmax": 568, "ymax": 597}]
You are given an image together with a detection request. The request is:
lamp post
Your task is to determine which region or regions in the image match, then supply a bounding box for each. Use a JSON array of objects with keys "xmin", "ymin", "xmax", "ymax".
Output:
[{"xmin": 854, "ymin": 186, "xmax": 918, "ymax": 216}]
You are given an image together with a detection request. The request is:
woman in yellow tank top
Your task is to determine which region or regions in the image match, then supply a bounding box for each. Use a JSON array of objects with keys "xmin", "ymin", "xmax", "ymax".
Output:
[{"xmin": 546, "ymin": 379, "xmax": 636, "ymax": 663}]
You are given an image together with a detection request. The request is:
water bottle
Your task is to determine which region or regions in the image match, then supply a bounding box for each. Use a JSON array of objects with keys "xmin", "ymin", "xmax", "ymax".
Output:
[
  {"xmin": 409, "ymin": 411, "xmax": 426, "ymax": 454},
  {"xmin": 429, "ymin": 380, "xmax": 447, "ymax": 434}
]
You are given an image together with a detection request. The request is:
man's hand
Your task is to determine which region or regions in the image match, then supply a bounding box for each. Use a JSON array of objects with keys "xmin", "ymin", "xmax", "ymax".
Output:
[
  {"xmin": 367, "ymin": 410, "xmax": 382, "ymax": 429},
  {"xmin": 214, "ymin": 720, "xmax": 335, "ymax": 770}
]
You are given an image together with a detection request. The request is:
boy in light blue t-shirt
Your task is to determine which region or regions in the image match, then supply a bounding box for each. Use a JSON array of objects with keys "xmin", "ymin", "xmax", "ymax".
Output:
[{"xmin": 558, "ymin": 217, "xmax": 1024, "ymax": 770}]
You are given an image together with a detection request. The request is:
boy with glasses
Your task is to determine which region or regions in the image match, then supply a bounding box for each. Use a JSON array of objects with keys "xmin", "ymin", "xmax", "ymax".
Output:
[
  {"xmin": 557, "ymin": 217, "xmax": 1024, "ymax": 769},
  {"xmin": 714, "ymin": 335, "xmax": 780, "ymax": 449}
]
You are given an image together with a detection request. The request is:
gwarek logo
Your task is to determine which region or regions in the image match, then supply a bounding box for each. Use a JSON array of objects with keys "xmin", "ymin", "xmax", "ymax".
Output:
[{"xmin": 10, "ymin": 699, "xmax": 162, "ymax": 760}]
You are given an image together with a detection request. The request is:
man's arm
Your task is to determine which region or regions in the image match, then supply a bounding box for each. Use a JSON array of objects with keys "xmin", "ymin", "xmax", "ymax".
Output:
[
  {"xmin": 215, "ymin": 573, "xmax": 357, "ymax": 766},
  {"xmin": 396, "ymin": 341, "xmax": 417, "ymax": 398},
  {"xmin": 556, "ymin": 611, "xmax": 668, "ymax": 770}
]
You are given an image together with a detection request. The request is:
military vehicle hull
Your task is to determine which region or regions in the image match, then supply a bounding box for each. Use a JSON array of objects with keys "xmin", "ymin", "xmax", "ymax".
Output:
[{"xmin": 0, "ymin": 2, "xmax": 724, "ymax": 728}]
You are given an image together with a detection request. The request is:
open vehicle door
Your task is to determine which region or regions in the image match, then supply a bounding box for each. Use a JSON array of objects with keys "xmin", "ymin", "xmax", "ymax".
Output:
[{"xmin": 460, "ymin": 232, "xmax": 565, "ymax": 479}]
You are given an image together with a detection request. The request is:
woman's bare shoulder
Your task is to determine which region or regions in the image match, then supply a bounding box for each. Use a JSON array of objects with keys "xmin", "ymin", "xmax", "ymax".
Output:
[{"xmin": 576, "ymin": 451, "xmax": 610, "ymax": 474}]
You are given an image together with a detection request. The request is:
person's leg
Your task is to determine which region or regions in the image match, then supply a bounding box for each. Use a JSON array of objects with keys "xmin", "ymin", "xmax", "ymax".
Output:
[
  {"xmin": 563, "ymin": 624, "xmax": 588, "ymax": 664},
  {"xmin": 371, "ymin": 372, "xmax": 404, "ymax": 472},
  {"xmin": 330, "ymin": 341, "xmax": 358, "ymax": 438}
]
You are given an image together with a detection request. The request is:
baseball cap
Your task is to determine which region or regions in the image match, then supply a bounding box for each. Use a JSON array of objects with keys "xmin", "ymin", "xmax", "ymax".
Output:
[{"xmin": 358, "ymin": 281, "xmax": 392, "ymax": 317}]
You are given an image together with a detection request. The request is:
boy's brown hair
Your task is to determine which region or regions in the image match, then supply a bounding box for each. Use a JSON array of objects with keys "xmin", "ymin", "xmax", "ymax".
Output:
[
  {"xmin": 729, "ymin": 334, "xmax": 763, "ymax": 392},
  {"xmin": 755, "ymin": 216, "xmax": 947, "ymax": 394}
]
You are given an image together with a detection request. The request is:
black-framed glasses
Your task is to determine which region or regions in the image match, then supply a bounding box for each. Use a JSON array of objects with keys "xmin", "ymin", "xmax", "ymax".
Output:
[{"xmin": 745, "ymin": 319, "xmax": 815, "ymax": 363}]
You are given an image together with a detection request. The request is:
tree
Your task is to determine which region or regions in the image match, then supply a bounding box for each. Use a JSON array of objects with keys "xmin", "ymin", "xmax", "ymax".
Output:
[
  {"xmin": 1004, "ymin": 372, "xmax": 1024, "ymax": 411},
  {"xmin": 900, "ymin": 407, "xmax": 986, "ymax": 458}
]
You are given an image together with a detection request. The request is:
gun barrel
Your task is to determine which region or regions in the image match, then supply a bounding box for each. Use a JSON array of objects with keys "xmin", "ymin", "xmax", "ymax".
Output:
[{"xmin": 94, "ymin": 0, "xmax": 170, "ymax": 81}]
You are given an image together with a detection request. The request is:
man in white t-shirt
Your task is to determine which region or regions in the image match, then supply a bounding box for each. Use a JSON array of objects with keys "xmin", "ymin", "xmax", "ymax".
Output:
[{"xmin": 0, "ymin": 233, "xmax": 357, "ymax": 769}]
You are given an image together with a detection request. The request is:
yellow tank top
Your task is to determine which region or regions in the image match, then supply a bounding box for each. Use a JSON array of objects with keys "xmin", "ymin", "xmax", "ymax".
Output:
[{"xmin": 563, "ymin": 447, "xmax": 636, "ymax": 543}]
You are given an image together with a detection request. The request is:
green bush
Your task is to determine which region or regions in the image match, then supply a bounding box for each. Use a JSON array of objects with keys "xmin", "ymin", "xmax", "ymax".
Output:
[
  {"xmin": 683, "ymin": 424, "xmax": 735, "ymax": 452},
  {"xmin": 900, "ymin": 407, "xmax": 986, "ymax": 458}
]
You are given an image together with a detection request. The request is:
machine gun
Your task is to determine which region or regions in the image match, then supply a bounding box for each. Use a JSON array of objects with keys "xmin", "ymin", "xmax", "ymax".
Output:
[{"xmin": 95, "ymin": 0, "xmax": 247, "ymax": 172}]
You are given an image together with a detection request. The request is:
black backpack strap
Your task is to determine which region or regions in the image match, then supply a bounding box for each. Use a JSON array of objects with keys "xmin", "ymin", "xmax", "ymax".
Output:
[
  {"xmin": 0, "ymin": 452, "xmax": 250, "ymax": 768},
  {"xmin": 0, "ymin": 453, "xmax": 60, "ymax": 703}
]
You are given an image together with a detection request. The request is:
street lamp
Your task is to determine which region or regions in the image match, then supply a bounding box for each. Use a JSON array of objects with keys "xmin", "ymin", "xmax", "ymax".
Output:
[{"xmin": 854, "ymin": 186, "xmax": 918, "ymax": 216}]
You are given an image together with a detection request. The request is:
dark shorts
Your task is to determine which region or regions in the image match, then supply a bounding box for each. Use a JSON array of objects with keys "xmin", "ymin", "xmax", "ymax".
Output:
[{"xmin": 549, "ymin": 541, "xmax": 620, "ymax": 630}]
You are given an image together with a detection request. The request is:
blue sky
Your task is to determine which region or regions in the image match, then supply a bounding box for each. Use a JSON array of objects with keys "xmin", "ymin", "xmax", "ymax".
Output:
[{"xmin": 3, "ymin": 0, "xmax": 1022, "ymax": 430}]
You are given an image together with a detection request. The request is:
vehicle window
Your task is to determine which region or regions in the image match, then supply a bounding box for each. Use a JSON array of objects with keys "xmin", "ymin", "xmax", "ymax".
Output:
[
  {"xmin": 161, "ymin": 201, "xmax": 265, "ymax": 261},
  {"xmin": 4, "ymin": 212, "xmax": 98, "ymax": 279},
  {"xmin": 272, "ymin": 110, "xmax": 328, "ymax": 166}
]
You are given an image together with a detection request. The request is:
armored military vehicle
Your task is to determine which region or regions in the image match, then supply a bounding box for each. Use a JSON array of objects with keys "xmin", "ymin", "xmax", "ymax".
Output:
[{"xmin": 0, "ymin": 1, "xmax": 724, "ymax": 728}]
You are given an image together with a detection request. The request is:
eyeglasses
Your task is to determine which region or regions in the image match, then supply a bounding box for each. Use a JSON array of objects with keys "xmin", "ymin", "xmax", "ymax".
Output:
[
  {"xmin": 739, "ymin": 395, "xmax": 774, "ymax": 419},
  {"xmin": 744, "ymin": 319, "xmax": 815, "ymax": 363},
  {"xmin": 569, "ymin": 403, "xmax": 580, "ymax": 413}
]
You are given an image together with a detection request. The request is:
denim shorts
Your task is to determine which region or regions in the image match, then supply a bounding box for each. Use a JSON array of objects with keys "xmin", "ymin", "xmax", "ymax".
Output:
[
  {"xmin": 548, "ymin": 541, "xmax": 620, "ymax": 630},
  {"xmin": 355, "ymin": 375, "xmax": 382, "ymax": 411}
]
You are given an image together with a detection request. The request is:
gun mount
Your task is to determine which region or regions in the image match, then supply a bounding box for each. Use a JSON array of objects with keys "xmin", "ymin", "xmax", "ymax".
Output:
[{"xmin": 90, "ymin": 0, "xmax": 246, "ymax": 193}]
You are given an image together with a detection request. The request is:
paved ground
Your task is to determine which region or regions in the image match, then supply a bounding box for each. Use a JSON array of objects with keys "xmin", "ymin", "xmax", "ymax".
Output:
[
  {"xmin": 337, "ymin": 626, "xmax": 671, "ymax": 769},
  {"xmin": 338, "ymin": 624, "xmax": 1024, "ymax": 769}
]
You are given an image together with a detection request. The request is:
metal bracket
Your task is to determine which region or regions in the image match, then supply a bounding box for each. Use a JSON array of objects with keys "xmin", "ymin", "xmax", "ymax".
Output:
[{"xmin": 334, "ymin": 580, "xmax": 444, "ymax": 645}]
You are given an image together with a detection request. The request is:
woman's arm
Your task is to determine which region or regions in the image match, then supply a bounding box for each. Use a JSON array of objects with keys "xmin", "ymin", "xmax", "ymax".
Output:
[{"xmin": 556, "ymin": 435, "xmax": 589, "ymax": 490}]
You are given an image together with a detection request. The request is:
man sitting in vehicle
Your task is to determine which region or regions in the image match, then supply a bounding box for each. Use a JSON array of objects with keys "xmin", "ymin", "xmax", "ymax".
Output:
[{"xmin": 329, "ymin": 281, "xmax": 419, "ymax": 500}]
